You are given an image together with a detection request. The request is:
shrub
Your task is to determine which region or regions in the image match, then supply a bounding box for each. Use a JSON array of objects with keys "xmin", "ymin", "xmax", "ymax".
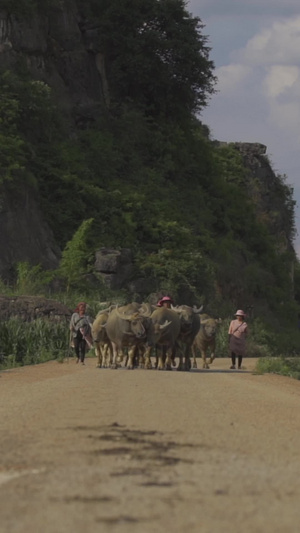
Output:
[{"xmin": 255, "ymin": 357, "xmax": 300, "ymax": 380}]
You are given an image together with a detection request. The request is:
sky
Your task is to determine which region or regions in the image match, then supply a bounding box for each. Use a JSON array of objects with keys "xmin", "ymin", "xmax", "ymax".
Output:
[{"xmin": 187, "ymin": 0, "xmax": 300, "ymax": 256}]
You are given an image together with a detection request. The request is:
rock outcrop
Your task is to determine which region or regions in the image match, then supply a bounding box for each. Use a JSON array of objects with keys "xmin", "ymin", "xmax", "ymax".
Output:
[
  {"xmin": 0, "ymin": 186, "xmax": 60, "ymax": 281},
  {"xmin": 0, "ymin": 3, "xmax": 106, "ymax": 126},
  {"xmin": 94, "ymin": 248, "xmax": 134, "ymax": 290},
  {"xmin": 0, "ymin": 189, "xmax": 60, "ymax": 281},
  {"xmin": 0, "ymin": 3, "xmax": 106, "ymax": 280},
  {"xmin": 233, "ymin": 142, "xmax": 294, "ymax": 247}
]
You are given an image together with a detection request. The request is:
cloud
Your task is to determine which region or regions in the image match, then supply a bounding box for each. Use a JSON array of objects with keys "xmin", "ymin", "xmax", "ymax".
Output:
[
  {"xmin": 215, "ymin": 64, "xmax": 251, "ymax": 93},
  {"xmin": 188, "ymin": 0, "xmax": 300, "ymax": 17},
  {"xmin": 210, "ymin": 16, "xmax": 300, "ymax": 144},
  {"xmin": 238, "ymin": 17, "xmax": 300, "ymax": 65},
  {"xmin": 263, "ymin": 66, "xmax": 299, "ymax": 99}
]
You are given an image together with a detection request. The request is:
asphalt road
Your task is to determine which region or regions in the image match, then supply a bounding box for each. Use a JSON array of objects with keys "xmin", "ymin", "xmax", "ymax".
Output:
[{"xmin": 0, "ymin": 357, "xmax": 300, "ymax": 533}]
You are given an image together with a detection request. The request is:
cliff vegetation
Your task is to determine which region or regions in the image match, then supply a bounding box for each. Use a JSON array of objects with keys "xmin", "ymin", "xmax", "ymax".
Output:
[{"xmin": 0, "ymin": 0, "xmax": 299, "ymax": 341}]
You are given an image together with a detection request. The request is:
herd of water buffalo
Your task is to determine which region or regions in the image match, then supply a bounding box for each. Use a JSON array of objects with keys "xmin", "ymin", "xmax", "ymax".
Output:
[{"xmin": 91, "ymin": 302, "xmax": 222, "ymax": 371}]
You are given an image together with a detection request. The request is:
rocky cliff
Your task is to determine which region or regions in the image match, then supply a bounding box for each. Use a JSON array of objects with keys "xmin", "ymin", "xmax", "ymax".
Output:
[
  {"xmin": 0, "ymin": 2, "xmax": 105, "ymax": 126},
  {"xmin": 0, "ymin": 186, "xmax": 60, "ymax": 281},
  {"xmin": 0, "ymin": 2, "xmax": 295, "ymax": 289},
  {"xmin": 233, "ymin": 142, "xmax": 294, "ymax": 252},
  {"xmin": 0, "ymin": 1, "xmax": 105, "ymax": 280}
]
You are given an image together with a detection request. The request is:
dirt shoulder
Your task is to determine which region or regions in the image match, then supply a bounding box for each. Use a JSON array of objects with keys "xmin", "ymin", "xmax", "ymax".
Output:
[{"xmin": 0, "ymin": 357, "xmax": 300, "ymax": 533}]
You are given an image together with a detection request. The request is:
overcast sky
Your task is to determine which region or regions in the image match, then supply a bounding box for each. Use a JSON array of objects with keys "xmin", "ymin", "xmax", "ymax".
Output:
[{"xmin": 187, "ymin": 0, "xmax": 300, "ymax": 256}]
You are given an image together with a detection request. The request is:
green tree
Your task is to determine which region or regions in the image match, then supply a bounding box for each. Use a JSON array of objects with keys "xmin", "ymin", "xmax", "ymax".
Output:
[
  {"xmin": 85, "ymin": 0, "xmax": 216, "ymax": 119},
  {"xmin": 59, "ymin": 219, "xmax": 94, "ymax": 292}
]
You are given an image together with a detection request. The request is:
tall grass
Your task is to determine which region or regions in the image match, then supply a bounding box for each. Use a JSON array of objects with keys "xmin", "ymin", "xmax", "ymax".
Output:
[{"xmin": 0, "ymin": 318, "xmax": 71, "ymax": 369}]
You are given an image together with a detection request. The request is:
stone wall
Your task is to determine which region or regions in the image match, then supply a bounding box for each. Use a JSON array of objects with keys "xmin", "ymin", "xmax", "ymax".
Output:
[{"xmin": 0, "ymin": 295, "xmax": 71, "ymax": 322}]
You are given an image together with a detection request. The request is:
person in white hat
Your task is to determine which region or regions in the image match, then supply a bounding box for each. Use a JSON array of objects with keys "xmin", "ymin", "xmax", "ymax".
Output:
[{"xmin": 228, "ymin": 310, "xmax": 248, "ymax": 369}]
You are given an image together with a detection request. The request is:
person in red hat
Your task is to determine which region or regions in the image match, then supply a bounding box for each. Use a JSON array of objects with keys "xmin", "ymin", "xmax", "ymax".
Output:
[
  {"xmin": 228, "ymin": 310, "xmax": 248, "ymax": 369},
  {"xmin": 69, "ymin": 302, "xmax": 93, "ymax": 365},
  {"xmin": 157, "ymin": 295, "xmax": 174, "ymax": 309}
]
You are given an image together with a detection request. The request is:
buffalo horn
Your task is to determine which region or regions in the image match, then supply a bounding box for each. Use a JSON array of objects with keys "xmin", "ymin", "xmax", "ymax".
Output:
[
  {"xmin": 193, "ymin": 305, "xmax": 204, "ymax": 313},
  {"xmin": 115, "ymin": 306, "xmax": 139, "ymax": 321},
  {"xmin": 159, "ymin": 320, "xmax": 172, "ymax": 330},
  {"xmin": 138, "ymin": 303, "xmax": 152, "ymax": 317}
]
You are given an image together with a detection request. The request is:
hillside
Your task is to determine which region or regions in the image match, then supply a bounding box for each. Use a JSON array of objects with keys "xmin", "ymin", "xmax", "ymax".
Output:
[{"xmin": 0, "ymin": 0, "xmax": 298, "ymax": 322}]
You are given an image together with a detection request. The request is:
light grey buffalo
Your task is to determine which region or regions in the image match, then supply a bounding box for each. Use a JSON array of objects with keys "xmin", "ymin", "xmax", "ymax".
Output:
[
  {"xmin": 191, "ymin": 313, "xmax": 222, "ymax": 369},
  {"xmin": 104, "ymin": 303, "xmax": 170, "ymax": 369},
  {"xmin": 143, "ymin": 307, "xmax": 181, "ymax": 370},
  {"xmin": 91, "ymin": 309, "xmax": 112, "ymax": 368},
  {"xmin": 171, "ymin": 305, "xmax": 203, "ymax": 371}
]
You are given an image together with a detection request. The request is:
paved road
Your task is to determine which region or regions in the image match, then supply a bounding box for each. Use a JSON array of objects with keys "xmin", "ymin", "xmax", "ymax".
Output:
[{"xmin": 0, "ymin": 357, "xmax": 300, "ymax": 533}]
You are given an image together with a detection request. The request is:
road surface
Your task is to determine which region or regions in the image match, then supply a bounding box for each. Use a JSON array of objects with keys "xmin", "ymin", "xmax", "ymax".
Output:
[{"xmin": 0, "ymin": 357, "xmax": 300, "ymax": 533}]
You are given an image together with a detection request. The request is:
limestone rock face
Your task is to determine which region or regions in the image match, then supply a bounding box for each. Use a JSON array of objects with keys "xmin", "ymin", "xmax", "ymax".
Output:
[
  {"xmin": 94, "ymin": 248, "xmax": 134, "ymax": 290},
  {"xmin": 0, "ymin": 4, "xmax": 105, "ymax": 125},
  {"xmin": 0, "ymin": 187, "xmax": 60, "ymax": 281},
  {"xmin": 0, "ymin": 3, "xmax": 106, "ymax": 280},
  {"xmin": 218, "ymin": 142, "xmax": 294, "ymax": 249}
]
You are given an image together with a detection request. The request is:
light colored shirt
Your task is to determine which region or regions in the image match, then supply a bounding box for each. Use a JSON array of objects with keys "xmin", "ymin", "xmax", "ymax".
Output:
[
  {"xmin": 228, "ymin": 319, "xmax": 248, "ymax": 356},
  {"xmin": 70, "ymin": 312, "xmax": 92, "ymax": 337}
]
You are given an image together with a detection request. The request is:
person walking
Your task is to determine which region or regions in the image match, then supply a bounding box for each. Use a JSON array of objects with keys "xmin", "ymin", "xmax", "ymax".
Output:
[
  {"xmin": 69, "ymin": 302, "xmax": 93, "ymax": 365},
  {"xmin": 228, "ymin": 309, "xmax": 248, "ymax": 370}
]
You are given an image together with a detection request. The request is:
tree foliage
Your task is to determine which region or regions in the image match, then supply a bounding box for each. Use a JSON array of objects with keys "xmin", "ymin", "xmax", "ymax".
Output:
[
  {"xmin": 84, "ymin": 0, "xmax": 216, "ymax": 119},
  {"xmin": 59, "ymin": 219, "xmax": 94, "ymax": 292},
  {"xmin": 0, "ymin": 0, "xmax": 298, "ymax": 324}
]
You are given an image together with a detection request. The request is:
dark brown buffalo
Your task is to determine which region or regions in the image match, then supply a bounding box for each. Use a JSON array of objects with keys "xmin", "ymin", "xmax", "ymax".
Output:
[
  {"xmin": 171, "ymin": 305, "xmax": 203, "ymax": 370},
  {"xmin": 143, "ymin": 308, "xmax": 181, "ymax": 370}
]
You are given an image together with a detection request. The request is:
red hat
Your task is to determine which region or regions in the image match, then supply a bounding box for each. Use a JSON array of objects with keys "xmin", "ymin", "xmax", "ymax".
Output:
[
  {"xmin": 157, "ymin": 296, "xmax": 173, "ymax": 307},
  {"xmin": 75, "ymin": 302, "xmax": 86, "ymax": 312}
]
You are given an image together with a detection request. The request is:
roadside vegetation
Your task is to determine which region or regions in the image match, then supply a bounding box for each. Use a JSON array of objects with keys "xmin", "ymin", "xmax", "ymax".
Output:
[
  {"xmin": 0, "ymin": 0, "xmax": 300, "ymax": 374},
  {"xmin": 0, "ymin": 260, "xmax": 300, "ymax": 371},
  {"xmin": 255, "ymin": 357, "xmax": 300, "ymax": 380},
  {"xmin": 0, "ymin": 318, "xmax": 69, "ymax": 370}
]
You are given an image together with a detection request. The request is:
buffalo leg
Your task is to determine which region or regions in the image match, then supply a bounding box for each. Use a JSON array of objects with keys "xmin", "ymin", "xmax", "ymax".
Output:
[
  {"xmin": 144, "ymin": 346, "xmax": 153, "ymax": 369},
  {"xmin": 137, "ymin": 345, "xmax": 145, "ymax": 368},
  {"xmin": 184, "ymin": 345, "xmax": 191, "ymax": 371},
  {"xmin": 95, "ymin": 342, "xmax": 102, "ymax": 367},
  {"xmin": 111, "ymin": 342, "xmax": 119, "ymax": 369},
  {"xmin": 201, "ymin": 349, "xmax": 209, "ymax": 369},
  {"xmin": 102, "ymin": 343, "xmax": 112, "ymax": 367},
  {"xmin": 126, "ymin": 346, "xmax": 136, "ymax": 369},
  {"xmin": 208, "ymin": 344, "xmax": 216, "ymax": 365},
  {"xmin": 191, "ymin": 344, "xmax": 198, "ymax": 369},
  {"xmin": 157, "ymin": 346, "xmax": 166, "ymax": 370},
  {"xmin": 177, "ymin": 344, "xmax": 185, "ymax": 371},
  {"xmin": 165, "ymin": 347, "xmax": 173, "ymax": 371}
]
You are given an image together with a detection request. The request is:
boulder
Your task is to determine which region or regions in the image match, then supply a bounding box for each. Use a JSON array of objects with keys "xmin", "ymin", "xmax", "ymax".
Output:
[{"xmin": 94, "ymin": 248, "xmax": 134, "ymax": 290}]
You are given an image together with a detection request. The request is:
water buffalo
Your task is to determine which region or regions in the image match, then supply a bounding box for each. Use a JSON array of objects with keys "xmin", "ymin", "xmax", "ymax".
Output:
[
  {"xmin": 104, "ymin": 303, "xmax": 170, "ymax": 369},
  {"xmin": 171, "ymin": 305, "xmax": 203, "ymax": 370},
  {"xmin": 143, "ymin": 307, "xmax": 181, "ymax": 370},
  {"xmin": 91, "ymin": 310, "xmax": 112, "ymax": 368},
  {"xmin": 191, "ymin": 314, "xmax": 222, "ymax": 369}
]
